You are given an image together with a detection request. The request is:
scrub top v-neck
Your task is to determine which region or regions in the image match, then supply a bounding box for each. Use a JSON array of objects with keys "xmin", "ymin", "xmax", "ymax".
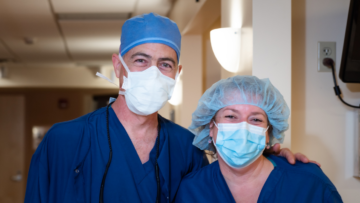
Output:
[
  {"xmin": 25, "ymin": 106, "xmax": 204, "ymax": 203},
  {"xmin": 175, "ymin": 155, "xmax": 342, "ymax": 203}
]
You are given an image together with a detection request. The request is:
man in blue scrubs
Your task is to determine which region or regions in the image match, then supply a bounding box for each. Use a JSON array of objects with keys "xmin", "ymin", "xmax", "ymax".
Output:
[{"xmin": 25, "ymin": 13, "xmax": 314, "ymax": 203}]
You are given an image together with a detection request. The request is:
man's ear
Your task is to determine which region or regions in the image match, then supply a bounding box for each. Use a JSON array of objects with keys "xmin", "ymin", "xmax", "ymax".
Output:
[
  {"xmin": 112, "ymin": 53, "xmax": 121, "ymax": 78},
  {"xmin": 178, "ymin": 65, "xmax": 182, "ymax": 74}
]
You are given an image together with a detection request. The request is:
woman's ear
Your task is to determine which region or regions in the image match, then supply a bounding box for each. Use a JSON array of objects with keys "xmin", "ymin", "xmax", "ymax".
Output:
[
  {"xmin": 209, "ymin": 120, "xmax": 215, "ymax": 138},
  {"xmin": 209, "ymin": 120, "xmax": 214, "ymax": 129},
  {"xmin": 265, "ymin": 125, "xmax": 272, "ymax": 149}
]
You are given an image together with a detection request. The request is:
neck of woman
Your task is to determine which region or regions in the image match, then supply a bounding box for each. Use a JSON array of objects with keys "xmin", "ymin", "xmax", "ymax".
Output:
[{"xmin": 218, "ymin": 155, "xmax": 274, "ymax": 188}]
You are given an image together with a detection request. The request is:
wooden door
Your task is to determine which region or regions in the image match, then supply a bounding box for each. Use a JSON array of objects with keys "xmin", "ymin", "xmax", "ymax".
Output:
[{"xmin": 0, "ymin": 95, "xmax": 25, "ymax": 203}]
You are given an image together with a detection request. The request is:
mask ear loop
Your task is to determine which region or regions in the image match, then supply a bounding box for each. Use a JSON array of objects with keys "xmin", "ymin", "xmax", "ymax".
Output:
[
  {"xmin": 265, "ymin": 125, "xmax": 271, "ymax": 149},
  {"xmin": 95, "ymin": 72, "xmax": 118, "ymax": 87},
  {"xmin": 210, "ymin": 120, "xmax": 219, "ymax": 144},
  {"xmin": 118, "ymin": 54, "xmax": 131, "ymax": 89}
]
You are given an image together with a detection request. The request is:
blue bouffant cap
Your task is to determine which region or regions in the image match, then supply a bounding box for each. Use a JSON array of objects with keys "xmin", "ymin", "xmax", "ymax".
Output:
[
  {"xmin": 120, "ymin": 13, "xmax": 181, "ymax": 63},
  {"xmin": 190, "ymin": 75, "xmax": 290, "ymax": 152}
]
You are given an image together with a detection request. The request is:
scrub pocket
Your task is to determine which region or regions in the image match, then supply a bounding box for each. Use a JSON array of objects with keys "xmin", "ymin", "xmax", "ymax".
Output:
[{"xmin": 74, "ymin": 164, "xmax": 86, "ymax": 203}]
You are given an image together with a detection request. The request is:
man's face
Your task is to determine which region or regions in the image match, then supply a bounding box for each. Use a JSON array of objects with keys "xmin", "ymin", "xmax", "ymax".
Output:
[{"xmin": 112, "ymin": 43, "xmax": 182, "ymax": 88}]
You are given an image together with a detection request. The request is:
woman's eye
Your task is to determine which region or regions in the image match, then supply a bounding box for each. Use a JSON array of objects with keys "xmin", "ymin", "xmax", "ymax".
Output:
[
  {"xmin": 252, "ymin": 118, "xmax": 262, "ymax": 122},
  {"xmin": 225, "ymin": 115, "xmax": 235, "ymax": 119}
]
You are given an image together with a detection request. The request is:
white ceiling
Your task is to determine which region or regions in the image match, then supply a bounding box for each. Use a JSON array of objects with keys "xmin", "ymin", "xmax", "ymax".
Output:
[{"xmin": 0, "ymin": 0, "xmax": 173, "ymax": 67}]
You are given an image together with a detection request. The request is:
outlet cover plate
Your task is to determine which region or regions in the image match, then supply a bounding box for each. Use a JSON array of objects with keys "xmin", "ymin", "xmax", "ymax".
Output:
[{"xmin": 318, "ymin": 42, "xmax": 336, "ymax": 72}]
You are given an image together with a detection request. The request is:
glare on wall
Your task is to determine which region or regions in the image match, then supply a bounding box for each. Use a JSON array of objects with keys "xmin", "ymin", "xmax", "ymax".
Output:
[{"xmin": 168, "ymin": 77, "xmax": 182, "ymax": 106}]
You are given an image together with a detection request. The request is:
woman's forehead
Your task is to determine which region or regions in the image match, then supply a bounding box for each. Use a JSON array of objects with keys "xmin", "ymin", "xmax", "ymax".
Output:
[{"xmin": 218, "ymin": 104, "xmax": 266, "ymax": 117}]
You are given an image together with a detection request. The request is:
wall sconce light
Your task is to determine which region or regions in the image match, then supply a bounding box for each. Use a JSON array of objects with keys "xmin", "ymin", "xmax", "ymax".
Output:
[{"xmin": 210, "ymin": 28, "xmax": 241, "ymax": 73}]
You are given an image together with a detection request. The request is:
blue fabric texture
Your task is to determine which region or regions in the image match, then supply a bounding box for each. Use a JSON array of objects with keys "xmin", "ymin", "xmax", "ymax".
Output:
[
  {"xmin": 190, "ymin": 75, "xmax": 290, "ymax": 151},
  {"xmin": 24, "ymin": 107, "xmax": 203, "ymax": 202},
  {"xmin": 175, "ymin": 155, "xmax": 343, "ymax": 203},
  {"xmin": 120, "ymin": 13, "xmax": 181, "ymax": 63}
]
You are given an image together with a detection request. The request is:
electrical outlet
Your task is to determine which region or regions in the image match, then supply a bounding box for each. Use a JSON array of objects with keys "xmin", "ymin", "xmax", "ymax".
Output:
[{"xmin": 318, "ymin": 42, "xmax": 336, "ymax": 72}]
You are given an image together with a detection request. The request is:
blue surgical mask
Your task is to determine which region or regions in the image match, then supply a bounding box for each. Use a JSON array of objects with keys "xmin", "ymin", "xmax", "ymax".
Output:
[{"xmin": 213, "ymin": 121, "xmax": 269, "ymax": 169}]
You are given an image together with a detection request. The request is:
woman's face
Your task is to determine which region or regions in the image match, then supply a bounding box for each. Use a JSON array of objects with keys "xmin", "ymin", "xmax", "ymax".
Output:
[{"xmin": 209, "ymin": 104, "xmax": 269, "ymax": 143}]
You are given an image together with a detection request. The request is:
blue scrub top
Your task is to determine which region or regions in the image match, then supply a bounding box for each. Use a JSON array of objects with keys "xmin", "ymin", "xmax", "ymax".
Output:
[
  {"xmin": 25, "ymin": 107, "xmax": 204, "ymax": 203},
  {"xmin": 175, "ymin": 155, "xmax": 343, "ymax": 203}
]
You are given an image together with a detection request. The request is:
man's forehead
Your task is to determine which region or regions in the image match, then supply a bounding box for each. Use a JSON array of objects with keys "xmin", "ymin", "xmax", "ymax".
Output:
[{"xmin": 125, "ymin": 43, "xmax": 177, "ymax": 60}]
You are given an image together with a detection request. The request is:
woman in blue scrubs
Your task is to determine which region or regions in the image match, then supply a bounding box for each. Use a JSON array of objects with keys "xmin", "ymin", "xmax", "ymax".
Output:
[{"xmin": 175, "ymin": 76, "xmax": 342, "ymax": 203}]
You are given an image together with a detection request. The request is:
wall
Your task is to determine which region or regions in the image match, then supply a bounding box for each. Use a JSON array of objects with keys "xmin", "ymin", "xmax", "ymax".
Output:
[
  {"xmin": 0, "ymin": 65, "xmax": 119, "ymax": 88},
  {"xmin": 292, "ymin": 0, "xmax": 360, "ymax": 202},
  {"xmin": 0, "ymin": 95, "xmax": 25, "ymax": 203},
  {"xmin": 253, "ymin": 0, "xmax": 292, "ymax": 148},
  {"xmin": 168, "ymin": 0, "xmax": 206, "ymax": 32},
  {"xmin": 0, "ymin": 88, "xmax": 118, "ymax": 195},
  {"xmin": 203, "ymin": 17, "xmax": 221, "ymax": 91},
  {"xmin": 180, "ymin": 35, "xmax": 203, "ymax": 128}
]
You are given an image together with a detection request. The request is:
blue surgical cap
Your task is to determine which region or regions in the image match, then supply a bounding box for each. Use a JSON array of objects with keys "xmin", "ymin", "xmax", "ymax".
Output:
[
  {"xmin": 190, "ymin": 75, "xmax": 290, "ymax": 152},
  {"xmin": 120, "ymin": 13, "xmax": 181, "ymax": 63}
]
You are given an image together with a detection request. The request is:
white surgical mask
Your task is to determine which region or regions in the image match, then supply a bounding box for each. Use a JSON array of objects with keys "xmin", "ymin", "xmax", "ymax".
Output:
[{"xmin": 96, "ymin": 54, "xmax": 178, "ymax": 116}]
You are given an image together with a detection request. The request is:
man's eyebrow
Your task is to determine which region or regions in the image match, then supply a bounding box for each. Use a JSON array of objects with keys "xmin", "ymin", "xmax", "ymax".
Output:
[
  {"xmin": 158, "ymin": 57, "xmax": 176, "ymax": 65},
  {"xmin": 131, "ymin": 52, "xmax": 152, "ymax": 59}
]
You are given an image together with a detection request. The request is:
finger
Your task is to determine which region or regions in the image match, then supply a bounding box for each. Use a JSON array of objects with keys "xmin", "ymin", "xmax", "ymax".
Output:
[
  {"xmin": 294, "ymin": 153, "xmax": 309, "ymax": 163},
  {"xmin": 309, "ymin": 160, "xmax": 321, "ymax": 167},
  {"xmin": 271, "ymin": 143, "xmax": 281, "ymax": 155},
  {"xmin": 279, "ymin": 148, "xmax": 295, "ymax": 164}
]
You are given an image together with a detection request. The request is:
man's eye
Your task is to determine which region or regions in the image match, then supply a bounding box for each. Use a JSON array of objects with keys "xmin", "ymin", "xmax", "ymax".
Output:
[
  {"xmin": 161, "ymin": 63, "xmax": 171, "ymax": 68},
  {"xmin": 252, "ymin": 118, "xmax": 262, "ymax": 122},
  {"xmin": 225, "ymin": 115, "xmax": 235, "ymax": 119},
  {"xmin": 135, "ymin": 59, "xmax": 145, "ymax": 63}
]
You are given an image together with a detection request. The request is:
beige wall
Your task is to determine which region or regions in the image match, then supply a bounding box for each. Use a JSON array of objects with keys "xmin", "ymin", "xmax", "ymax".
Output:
[
  {"xmin": 168, "ymin": 0, "xmax": 206, "ymax": 32},
  {"xmin": 203, "ymin": 18, "xmax": 221, "ymax": 91},
  {"xmin": 180, "ymin": 35, "xmax": 203, "ymax": 128},
  {"xmin": 0, "ymin": 88, "xmax": 118, "ymax": 196},
  {"xmin": 292, "ymin": 0, "xmax": 360, "ymax": 202},
  {"xmin": 253, "ymin": 0, "xmax": 292, "ymax": 148},
  {"xmin": 0, "ymin": 65, "xmax": 119, "ymax": 89}
]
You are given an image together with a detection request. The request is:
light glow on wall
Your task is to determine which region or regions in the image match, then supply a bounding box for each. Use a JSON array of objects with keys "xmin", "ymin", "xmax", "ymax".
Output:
[
  {"xmin": 210, "ymin": 27, "xmax": 241, "ymax": 73},
  {"xmin": 168, "ymin": 74, "xmax": 183, "ymax": 106}
]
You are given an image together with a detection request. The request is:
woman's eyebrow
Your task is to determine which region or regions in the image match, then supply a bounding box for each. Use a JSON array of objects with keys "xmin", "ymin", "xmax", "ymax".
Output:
[
  {"xmin": 222, "ymin": 108, "xmax": 239, "ymax": 113},
  {"xmin": 250, "ymin": 112, "xmax": 267, "ymax": 117}
]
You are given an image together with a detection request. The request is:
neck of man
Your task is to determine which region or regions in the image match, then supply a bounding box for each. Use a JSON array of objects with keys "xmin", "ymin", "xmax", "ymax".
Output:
[
  {"xmin": 218, "ymin": 155, "xmax": 273, "ymax": 188},
  {"xmin": 112, "ymin": 94, "xmax": 159, "ymax": 141}
]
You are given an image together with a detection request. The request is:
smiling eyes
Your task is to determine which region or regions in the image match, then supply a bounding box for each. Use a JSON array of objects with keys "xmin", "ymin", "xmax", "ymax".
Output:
[
  {"xmin": 134, "ymin": 59, "xmax": 173, "ymax": 71},
  {"xmin": 135, "ymin": 59, "xmax": 146, "ymax": 63},
  {"xmin": 224, "ymin": 114, "xmax": 264, "ymax": 123}
]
